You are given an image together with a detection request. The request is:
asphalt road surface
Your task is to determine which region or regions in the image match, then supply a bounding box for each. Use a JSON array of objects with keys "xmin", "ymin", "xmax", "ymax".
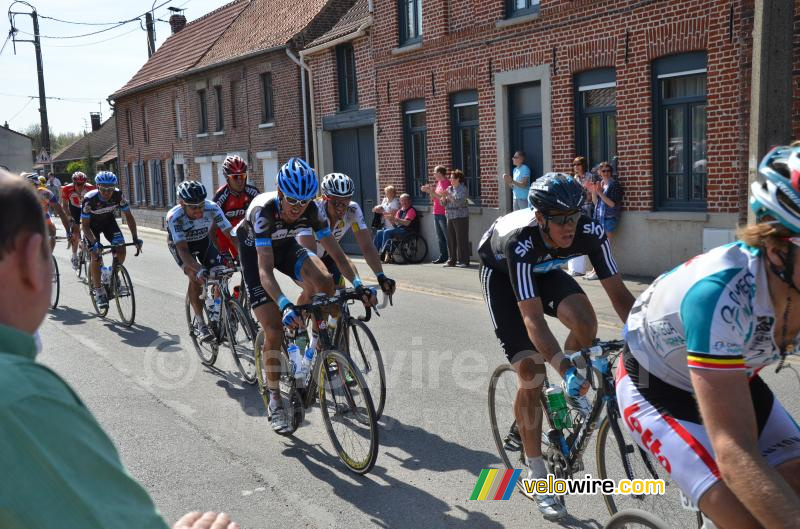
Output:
[{"xmin": 40, "ymin": 226, "xmax": 800, "ymax": 529}]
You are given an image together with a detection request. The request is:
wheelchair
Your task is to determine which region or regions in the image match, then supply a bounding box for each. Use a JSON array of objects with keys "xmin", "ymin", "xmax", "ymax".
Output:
[{"xmin": 383, "ymin": 231, "xmax": 428, "ymax": 264}]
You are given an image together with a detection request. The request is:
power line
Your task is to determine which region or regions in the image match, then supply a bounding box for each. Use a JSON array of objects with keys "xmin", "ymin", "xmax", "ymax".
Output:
[
  {"xmin": 7, "ymin": 97, "xmax": 35, "ymax": 123},
  {"xmin": 43, "ymin": 25, "xmax": 140, "ymax": 48},
  {"xmin": 0, "ymin": 32, "xmax": 10, "ymax": 55},
  {"xmin": 37, "ymin": 0, "xmax": 174, "ymax": 26},
  {"xmin": 0, "ymin": 92, "xmax": 98, "ymax": 103}
]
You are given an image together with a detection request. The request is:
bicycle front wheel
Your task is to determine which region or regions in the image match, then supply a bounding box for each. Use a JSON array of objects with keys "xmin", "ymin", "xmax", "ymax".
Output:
[
  {"xmin": 596, "ymin": 414, "xmax": 702, "ymax": 527},
  {"xmin": 225, "ymin": 300, "xmax": 257, "ymax": 384},
  {"xmin": 185, "ymin": 294, "xmax": 218, "ymax": 366},
  {"xmin": 340, "ymin": 317, "xmax": 386, "ymax": 418},
  {"xmin": 318, "ymin": 349, "xmax": 379, "ymax": 474},
  {"xmin": 50, "ymin": 255, "xmax": 60, "ymax": 309},
  {"xmin": 113, "ymin": 265, "xmax": 136, "ymax": 326},
  {"xmin": 604, "ymin": 509, "xmax": 675, "ymax": 529},
  {"xmin": 488, "ymin": 363, "xmax": 525, "ymax": 471}
]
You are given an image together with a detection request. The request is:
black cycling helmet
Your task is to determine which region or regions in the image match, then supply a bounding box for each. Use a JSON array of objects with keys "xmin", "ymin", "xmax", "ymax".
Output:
[
  {"xmin": 528, "ymin": 172, "xmax": 585, "ymax": 213},
  {"xmin": 177, "ymin": 180, "xmax": 207, "ymax": 205}
]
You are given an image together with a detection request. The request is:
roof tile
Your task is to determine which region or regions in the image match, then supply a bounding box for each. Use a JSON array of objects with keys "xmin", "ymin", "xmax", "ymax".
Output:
[
  {"xmin": 305, "ymin": 0, "xmax": 369, "ymax": 50},
  {"xmin": 52, "ymin": 118, "xmax": 117, "ymax": 163}
]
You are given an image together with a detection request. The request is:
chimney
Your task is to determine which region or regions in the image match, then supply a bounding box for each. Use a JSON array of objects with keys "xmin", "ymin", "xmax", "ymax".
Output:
[
  {"xmin": 169, "ymin": 13, "xmax": 187, "ymax": 34},
  {"xmin": 90, "ymin": 112, "xmax": 101, "ymax": 131}
]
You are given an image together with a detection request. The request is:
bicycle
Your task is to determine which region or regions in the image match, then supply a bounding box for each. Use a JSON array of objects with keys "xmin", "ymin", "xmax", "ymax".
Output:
[
  {"xmin": 49, "ymin": 235, "xmax": 68, "ymax": 310},
  {"xmin": 185, "ymin": 266, "xmax": 258, "ymax": 385},
  {"xmin": 253, "ymin": 287, "xmax": 380, "ymax": 474},
  {"xmin": 87, "ymin": 242, "xmax": 139, "ymax": 327},
  {"xmin": 488, "ymin": 340, "xmax": 699, "ymax": 526},
  {"xmin": 603, "ymin": 505, "xmax": 718, "ymax": 529}
]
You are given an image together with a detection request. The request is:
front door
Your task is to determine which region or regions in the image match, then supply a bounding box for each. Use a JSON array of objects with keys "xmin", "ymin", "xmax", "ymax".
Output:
[
  {"xmin": 509, "ymin": 82, "xmax": 543, "ymax": 209},
  {"xmin": 331, "ymin": 126, "xmax": 376, "ymax": 254}
]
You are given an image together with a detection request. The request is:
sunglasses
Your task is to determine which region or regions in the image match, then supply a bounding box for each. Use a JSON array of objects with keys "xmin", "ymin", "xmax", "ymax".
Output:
[
  {"xmin": 97, "ymin": 185, "xmax": 115, "ymax": 192},
  {"xmin": 185, "ymin": 203, "xmax": 205, "ymax": 210},
  {"xmin": 599, "ymin": 168, "xmax": 611, "ymax": 173},
  {"xmin": 545, "ymin": 211, "xmax": 582, "ymax": 225},
  {"xmin": 326, "ymin": 197, "xmax": 350, "ymax": 209},
  {"xmin": 228, "ymin": 173, "xmax": 247, "ymax": 180},
  {"xmin": 283, "ymin": 195, "xmax": 312, "ymax": 208}
]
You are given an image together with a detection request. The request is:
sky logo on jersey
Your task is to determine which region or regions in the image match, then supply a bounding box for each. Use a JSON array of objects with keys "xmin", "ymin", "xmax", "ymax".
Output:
[
  {"xmin": 469, "ymin": 469, "xmax": 521, "ymax": 500},
  {"xmin": 514, "ymin": 237, "xmax": 534, "ymax": 257}
]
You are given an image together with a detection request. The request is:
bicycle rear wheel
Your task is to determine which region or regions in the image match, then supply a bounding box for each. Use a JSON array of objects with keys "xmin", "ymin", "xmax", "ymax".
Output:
[
  {"xmin": 185, "ymin": 294, "xmax": 218, "ymax": 366},
  {"xmin": 50, "ymin": 255, "xmax": 60, "ymax": 309},
  {"xmin": 340, "ymin": 317, "xmax": 386, "ymax": 419},
  {"xmin": 225, "ymin": 299, "xmax": 257, "ymax": 384},
  {"xmin": 604, "ymin": 509, "xmax": 674, "ymax": 529},
  {"xmin": 596, "ymin": 414, "xmax": 702, "ymax": 527},
  {"xmin": 113, "ymin": 265, "xmax": 136, "ymax": 327},
  {"xmin": 318, "ymin": 349, "xmax": 379, "ymax": 474}
]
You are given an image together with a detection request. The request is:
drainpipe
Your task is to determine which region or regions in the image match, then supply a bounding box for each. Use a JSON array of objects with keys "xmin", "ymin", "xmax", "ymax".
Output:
[{"xmin": 285, "ymin": 48, "xmax": 315, "ymax": 166}]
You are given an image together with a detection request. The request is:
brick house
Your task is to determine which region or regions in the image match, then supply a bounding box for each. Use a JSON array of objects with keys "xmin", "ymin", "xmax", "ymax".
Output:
[
  {"xmin": 302, "ymin": 0, "xmax": 800, "ymax": 276},
  {"xmin": 109, "ymin": 0, "xmax": 357, "ymax": 229}
]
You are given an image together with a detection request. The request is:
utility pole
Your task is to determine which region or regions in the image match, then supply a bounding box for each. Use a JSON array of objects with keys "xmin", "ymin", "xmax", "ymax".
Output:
[
  {"xmin": 8, "ymin": 1, "xmax": 51, "ymax": 167},
  {"xmin": 145, "ymin": 11, "xmax": 155, "ymax": 57}
]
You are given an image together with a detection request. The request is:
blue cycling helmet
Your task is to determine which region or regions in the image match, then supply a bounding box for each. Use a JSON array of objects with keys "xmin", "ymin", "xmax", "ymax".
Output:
[
  {"xmin": 277, "ymin": 157, "xmax": 318, "ymax": 201},
  {"xmin": 95, "ymin": 171, "xmax": 118, "ymax": 186},
  {"xmin": 751, "ymin": 145, "xmax": 800, "ymax": 233}
]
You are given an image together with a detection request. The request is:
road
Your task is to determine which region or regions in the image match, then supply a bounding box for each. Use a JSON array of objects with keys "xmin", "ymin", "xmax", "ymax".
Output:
[{"xmin": 40, "ymin": 226, "xmax": 800, "ymax": 529}]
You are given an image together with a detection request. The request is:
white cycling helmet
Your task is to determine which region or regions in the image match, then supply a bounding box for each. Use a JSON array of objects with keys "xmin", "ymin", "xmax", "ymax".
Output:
[
  {"xmin": 321, "ymin": 172, "xmax": 354, "ymax": 198},
  {"xmin": 750, "ymin": 145, "xmax": 800, "ymax": 233}
]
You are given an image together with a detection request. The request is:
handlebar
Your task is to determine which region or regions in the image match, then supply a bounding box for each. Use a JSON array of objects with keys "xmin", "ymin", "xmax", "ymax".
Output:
[
  {"xmin": 567, "ymin": 339, "xmax": 626, "ymax": 390},
  {"xmin": 97, "ymin": 241, "xmax": 142, "ymax": 257}
]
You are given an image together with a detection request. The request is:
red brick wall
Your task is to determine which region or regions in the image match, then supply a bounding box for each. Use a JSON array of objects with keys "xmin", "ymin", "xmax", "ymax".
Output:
[{"xmin": 307, "ymin": 0, "xmax": 759, "ymax": 212}]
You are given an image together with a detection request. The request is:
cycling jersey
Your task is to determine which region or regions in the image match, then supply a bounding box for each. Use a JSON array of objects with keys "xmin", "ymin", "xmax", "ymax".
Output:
[
  {"xmin": 81, "ymin": 189, "xmax": 130, "ymax": 224},
  {"xmin": 61, "ymin": 183, "xmax": 96, "ymax": 222},
  {"xmin": 213, "ymin": 183, "xmax": 259, "ymax": 257},
  {"xmin": 165, "ymin": 201, "xmax": 231, "ymax": 244},
  {"xmin": 236, "ymin": 192, "xmax": 331, "ymax": 249},
  {"xmin": 626, "ymin": 241, "xmax": 798, "ymax": 393},
  {"xmin": 309, "ymin": 198, "xmax": 367, "ymax": 257},
  {"xmin": 35, "ymin": 186, "xmax": 58, "ymax": 218},
  {"xmin": 477, "ymin": 208, "xmax": 618, "ymax": 302}
]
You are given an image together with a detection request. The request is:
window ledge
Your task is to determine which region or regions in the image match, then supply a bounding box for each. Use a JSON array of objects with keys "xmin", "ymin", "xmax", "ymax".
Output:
[
  {"xmin": 645, "ymin": 211, "xmax": 708, "ymax": 222},
  {"xmin": 196, "ymin": 132, "xmax": 209, "ymax": 138},
  {"xmin": 213, "ymin": 131, "xmax": 225, "ymax": 136},
  {"xmin": 496, "ymin": 12, "xmax": 540, "ymax": 28},
  {"xmin": 259, "ymin": 122, "xmax": 275, "ymax": 129},
  {"xmin": 391, "ymin": 42, "xmax": 422, "ymax": 56}
]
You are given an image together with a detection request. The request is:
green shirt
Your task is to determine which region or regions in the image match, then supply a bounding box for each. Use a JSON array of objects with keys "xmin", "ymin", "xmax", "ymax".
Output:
[{"xmin": 0, "ymin": 324, "xmax": 169, "ymax": 529}]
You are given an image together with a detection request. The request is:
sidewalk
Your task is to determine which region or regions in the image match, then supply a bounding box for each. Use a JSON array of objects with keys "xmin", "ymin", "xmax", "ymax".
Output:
[{"xmin": 130, "ymin": 224, "xmax": 652, "ymax": 331}]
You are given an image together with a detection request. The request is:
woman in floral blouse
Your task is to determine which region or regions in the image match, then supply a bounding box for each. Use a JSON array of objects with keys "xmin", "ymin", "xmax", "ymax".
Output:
[{"xmin": 435, "ymin": 169, "xmax": 470, "ymax": 267}]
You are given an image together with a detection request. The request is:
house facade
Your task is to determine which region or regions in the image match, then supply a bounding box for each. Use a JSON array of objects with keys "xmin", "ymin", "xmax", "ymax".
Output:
[
  {"xmin": 0, "ymin": 124, "xmax": 33, "ymax": 174},
  {"xmin": 303, "ymin": 0, "xmax": 800, "ymax": 276}
]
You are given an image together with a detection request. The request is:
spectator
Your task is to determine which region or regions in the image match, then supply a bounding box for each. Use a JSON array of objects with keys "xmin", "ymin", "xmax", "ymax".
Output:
[
  {"xmin": 0, "ymin": 171, "xmax": 238, "ymax": 528},
  {"xmin": 372, "ymin": 185, "xmax": 399, "ymax": 229},
  {"xmin": 373, "ymin": 193, "xmax": 417, "ymax": 263},
  {"xmin": 502, "ymin": 150, "xmax": 531, "ymax": 211},
  {"xmin": 45, "ymin": 171, "xmax": 61, "ymax": 197},
  {"xmin": 420, "ymin": 165, "xmax": 451, "ymax": 263},
  {"xmin": 567, "ymin": 156, "xmax": 594, "ymax": 277},
  {"xmin": 585, "ymin": 160, "xmax": 622, "ymax": 280},
  {"xmin": 439, "ymin": 169, "xmax": 470, "ymax": 268}
]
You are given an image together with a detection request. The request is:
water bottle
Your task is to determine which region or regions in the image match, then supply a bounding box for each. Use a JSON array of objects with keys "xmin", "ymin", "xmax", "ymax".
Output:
[
  {"xmin": 545, "ymin": 385, "xmax": 572, "ymax": 430},
  {"xmin": 301, "ymin": 343, "xmax": 314, "ymax": 372},
  {"xmin": 287, "ymin": 343, "xmax": 302, "ymax": 378},
  {"xmin": 100, "ymin": 265, "xmax": 112, "ymax": 285},
  {"xmin": 204, "ymin": 292, "xmax": 217, "ymax": 319}
]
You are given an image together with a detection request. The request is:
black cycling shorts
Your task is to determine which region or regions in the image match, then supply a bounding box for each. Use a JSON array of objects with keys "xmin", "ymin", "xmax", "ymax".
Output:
[
  {"xmin": 168, "ymin": 236, "xmax": 223, "ymax": 270},
  {"xmin": 68, "ymin": 204, "xmax": 82, "ymax": 224},
  {"xmin": 237, "ymin": 228, "xmax": 313, "ymax": 309},
  {"xmin": 479, "ymin": 265, "xmax": 585, "ymax": 363},
  {"xmin": 84, "ymin": 217, "xmax": 124, "ymax": 248}
]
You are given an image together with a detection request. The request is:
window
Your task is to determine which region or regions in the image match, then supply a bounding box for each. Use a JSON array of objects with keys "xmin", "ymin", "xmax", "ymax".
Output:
[
  {"xmin": 451, "ymin": 91, "xmax": 480, "ymax": 204},
  {"xmin": 336, "ymin": 44, "xmax": 358, "ymax": 111},
  {"xmin": 197, "ymin": 89, "xmax": 208, "ymax": 134},
  {"xmin": 148, "ymin": 160, "xmax": 164, "ymax": 207},
  {"xmin": 214, "ymin": 85, "xmax": 224, "ymax": 132},
  {"xmin": 506, "ymin": 0, "xmax": 539, "ymax": 18},
  {"xmin": 126, "ymin": 109, "xmax": 133, "ymax": 145},
  {"xmin": 142, "ymin": 106, "xmax": 149, "ymax": 144},
  {"xmin": 403, "ymin": 99, "xmax": 427, "ymax": 203},
  {"xmin": 398, "ymin": 0, "xmax": 422, "ymax": 46},
  {"xmin": 167, "ymin": 160, "xmax": 176, "ymax": 206},
  {"xmin": 134, "ymin": 161, "xmax": 146, "ymax": 205},
  {"xmin": 174, "ymin": 97, "xmax": 183, "ymax": 139},
  {"xmin": 260, "ymin": 72, "xmax": 274, "ymax": 124},
  {"xmin": 230, "ymin": 80, "xmax": 239, "ymax": 128},
  {"xmin": 653, "ymin": 52, "xmax": 707, "ymax": 210},
  {"xmin": 575, "ymin": 68, "xmax": 617, "ymax": 173}
]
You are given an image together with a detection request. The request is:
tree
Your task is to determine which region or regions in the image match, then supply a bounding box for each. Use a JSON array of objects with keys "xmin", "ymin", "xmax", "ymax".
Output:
[
  {"xmin": 65, "ymin": 160, "xmax": 87, "ymax": 177},
  {"xmin": 23, "ymin": 123, "xmax": 81, "ymax": 155}
]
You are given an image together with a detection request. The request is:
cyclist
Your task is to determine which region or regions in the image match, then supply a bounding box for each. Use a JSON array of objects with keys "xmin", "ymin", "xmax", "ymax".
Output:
[
  {"xmin": 167, "ymin": 180, "xmax": 236, "ymax": 343},
  {"xmin": 618, "ymin": 145, "xmax": 800, "ymax": 529},
  {"xmin": 213, "ymin": 155, "xmax": 259, "ymax": 260},
  {"xmin": 61, "ymin": 171, "xmax": 96, "ymax": 269},
  {"xmin": 235, "ymin": 157, "xmax": 371, "ymax": 434},
  {"xmin": 24, "ymin": 172, "xmax": 71, "ymax": 251},
  {"xmin": 477, "ymin": 172, "xmax": 634, "ymax": 520},
  {"xmin": 81, "ymin": 171, "xmax": 142, "ymax": 310},
  {"xmin": 296, "ymin": 172, "xmax": 396, "ymax": 296}
]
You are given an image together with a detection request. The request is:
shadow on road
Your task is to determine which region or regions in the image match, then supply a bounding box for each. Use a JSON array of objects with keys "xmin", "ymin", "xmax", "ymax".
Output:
[
  {"xmin": 102, "ymin": 321, "xmax": 182, "ymax": 350},
  {"xmin": 47, "ymin": 305, "xmax": 94, "ymax": 326}
]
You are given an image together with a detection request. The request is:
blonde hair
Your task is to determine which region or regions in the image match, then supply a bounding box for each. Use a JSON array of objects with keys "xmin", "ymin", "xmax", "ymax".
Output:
[
  {"xmin": 384, "ymin": 185, "xmax": 396, "ymax": 196},
  {"xmin": 400, "ymin": 193, "xmax": 411, "ymax": 201},
  {"xmin": 736, "ymin": 221, "xmax": 791, "ymax": 253}
]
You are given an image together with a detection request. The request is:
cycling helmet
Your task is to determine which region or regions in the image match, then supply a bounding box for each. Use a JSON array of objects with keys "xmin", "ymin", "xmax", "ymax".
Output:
[
  {"xmin": 21, "ymin": 172, "xmax": 39, "ymax": 186},
  {"xmin": 37, "ymin": 176, "xmax": 46, "ymax": 186},
  {"xmin": 750, "ymin": 145, "xmax": 800, "ymax": 233},
  {"xmin": 321, "ymin": 172, "xmax": 354, "ymax": 198},
  {"xmin": 177, "ymin": 180, "xmax": 207, "ymax": 204},
  {"xmin": 95, "ymin": 171, "xmax": 118, "ymax": 186},
  {"xmin": 528, "ymin": 172, "xmax": 585, "ymax": 213},
  {"xmin": 72, "ymin": 171, "xmax": 87, "ymax": 183},
  {"xmin": 222, "ymin": 155, "xmax": 248, "ymax": 177},
  {"xmin": 277, "ymin": 157, "xmax": 318, "ymax": 200}
]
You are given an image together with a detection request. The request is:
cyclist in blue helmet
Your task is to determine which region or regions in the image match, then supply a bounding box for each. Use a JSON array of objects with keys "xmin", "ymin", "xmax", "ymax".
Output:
[{"xmin": 235, "ymin": 157, "xmax": 375, "ymax": 434}]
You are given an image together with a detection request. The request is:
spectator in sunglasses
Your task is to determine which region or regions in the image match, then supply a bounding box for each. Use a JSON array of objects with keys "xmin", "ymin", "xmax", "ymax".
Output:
[{"xmin": 584, "ymin": 161, "xmax": 622, "ymax": 280}]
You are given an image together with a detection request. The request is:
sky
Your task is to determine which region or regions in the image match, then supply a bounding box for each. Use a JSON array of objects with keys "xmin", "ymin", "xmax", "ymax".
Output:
[{"xmin": 0, "ymin": 0, "xmax": 230, "ymax": 140}]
